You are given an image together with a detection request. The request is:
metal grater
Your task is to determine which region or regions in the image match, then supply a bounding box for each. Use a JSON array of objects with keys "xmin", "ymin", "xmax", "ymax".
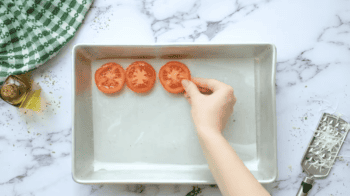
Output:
[{"xmin": 296, "ymin": 113, "xmax": 350, "ymax": 196}]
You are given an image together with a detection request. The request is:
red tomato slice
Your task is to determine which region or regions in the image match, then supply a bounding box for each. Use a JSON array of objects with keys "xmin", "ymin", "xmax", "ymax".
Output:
[
  {"xmin": 125, "ymin": 61, "xmax": 156, "ymax": 93},
  {"xmin": 95, "ymin": 62, "xmax": 126, "ymax": 94},
  {"xmin": 159, "ymin": 61, "xmax": 191, "ymax": 94}
]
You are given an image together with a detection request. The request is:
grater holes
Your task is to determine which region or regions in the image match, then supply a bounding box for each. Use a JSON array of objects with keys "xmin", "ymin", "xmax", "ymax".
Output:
[
  {"xmin": 319, "ymin": 166, "xmax": 326, "ymax": 172},
  {"xmin": 333, "ymin": 131, "xmax": 340, "ymax": 137},
  {"xmin": 320, "ymin": 147, "xmax": 326, "ymax": 153},
  {"xmin": 331, "ymin": 146, "xmax": 338, "ymax": 153},
  {"xmin": 304, "ymin": 114, "xmax": 350, "ymax": 174},
  {"xmin": 329, "ymin": 120, "xmax": 334, "ymax": 125},
  {"xmin": 315, "ymin": 132, "xmax": 321, "ymax": 137},
  {"xmin": 305, "ymin": 153, "xmax": 314, "ymax": 159},
  {"xmin": 330, "ymin": 127, "xmax": 335, "ymax": 133},
  {"xmin": 335, "ymin": 123, "xmax": 340, "ymax": 128},
  {"xmin": 325, "ymin": 151, "xmax": 332, "ymax": 158},
  {"xmin": 317, "ymin": 124, "xmax": 324, "ymax": 130}
]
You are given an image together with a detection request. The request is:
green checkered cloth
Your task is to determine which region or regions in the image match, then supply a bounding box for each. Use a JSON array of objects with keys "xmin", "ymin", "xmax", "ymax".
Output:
[{"xmin": 0, "ymin": 0, "xmax": 93, "ymax": 84}]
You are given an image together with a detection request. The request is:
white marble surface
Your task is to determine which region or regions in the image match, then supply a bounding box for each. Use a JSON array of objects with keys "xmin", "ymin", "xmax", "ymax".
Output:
[{"xmin": 1, "ymin": 0, "xmax": 350, "ymax": 195}]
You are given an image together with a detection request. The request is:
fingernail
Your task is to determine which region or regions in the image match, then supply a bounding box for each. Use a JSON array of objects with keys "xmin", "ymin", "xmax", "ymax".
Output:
[{"xmin": 181, "ymin": 79, "xmax": 189, "ymax": 87}]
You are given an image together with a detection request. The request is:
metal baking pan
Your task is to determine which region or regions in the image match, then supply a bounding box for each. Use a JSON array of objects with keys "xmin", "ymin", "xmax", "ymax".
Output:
[{"xmin": 72, "ymin": 43, "xmax": 277, "ymax": 184}]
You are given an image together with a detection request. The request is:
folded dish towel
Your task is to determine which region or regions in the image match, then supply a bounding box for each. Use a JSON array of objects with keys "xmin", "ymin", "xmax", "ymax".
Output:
[{"xmin": 0, "ymin": 0, "xmax": 93, "ymax": 84}]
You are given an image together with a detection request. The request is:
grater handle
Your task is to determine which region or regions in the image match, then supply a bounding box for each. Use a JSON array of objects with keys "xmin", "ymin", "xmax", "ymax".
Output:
[{"xmin": 296, "ymin": 176, "xmax": 315, "ymax": 196}]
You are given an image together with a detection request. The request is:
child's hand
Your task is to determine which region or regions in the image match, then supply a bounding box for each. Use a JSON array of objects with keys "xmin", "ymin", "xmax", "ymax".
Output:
[
  {"xmin": 181, "ymin": 77, "xmax": 236, "ymax": 133},
  {"xmin": 182, "ymin": 78, "xmax": 269, "ymax": 196}
]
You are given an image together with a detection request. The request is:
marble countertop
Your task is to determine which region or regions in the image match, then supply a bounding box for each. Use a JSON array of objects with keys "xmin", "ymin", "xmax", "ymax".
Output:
[{"xmin": 1, "ymin": 0, "xmax": 350, "ymax": 195}]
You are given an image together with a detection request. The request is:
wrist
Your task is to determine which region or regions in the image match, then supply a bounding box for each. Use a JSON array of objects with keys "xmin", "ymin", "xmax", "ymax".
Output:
[
  {"xmin": 196, "ymin": 125, "xmax": 221, "ymax": 134},
  {"xmin": 196, "ymin": 126, "xmax": 222, "ymax": 139},
  {"xmin": 196, "ymin": 127, "xmax": 227, "ymax": 152}
]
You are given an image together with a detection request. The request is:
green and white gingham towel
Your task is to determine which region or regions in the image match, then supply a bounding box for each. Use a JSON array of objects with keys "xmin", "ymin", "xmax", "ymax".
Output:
[{"xmin": 0, "ymin": 0, "xmax": 93, "ymax": 84}]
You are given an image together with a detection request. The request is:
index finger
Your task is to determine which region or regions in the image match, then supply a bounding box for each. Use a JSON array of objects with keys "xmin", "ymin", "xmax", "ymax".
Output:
[{"xmin": 192, "ymin": 77, "xmax": 227, "ymax": 92}]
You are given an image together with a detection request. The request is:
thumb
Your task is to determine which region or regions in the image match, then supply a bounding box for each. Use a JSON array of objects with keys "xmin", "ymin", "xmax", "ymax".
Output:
[{"xmin": 181, "ymin": 79, "xmax": 200, "ymax": 97}]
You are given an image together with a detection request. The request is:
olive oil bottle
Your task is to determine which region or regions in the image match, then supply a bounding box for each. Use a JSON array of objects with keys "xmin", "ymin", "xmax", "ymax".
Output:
[{"xmin": 0, "ymin": 73, "xmax": 42, "ymax": 111}]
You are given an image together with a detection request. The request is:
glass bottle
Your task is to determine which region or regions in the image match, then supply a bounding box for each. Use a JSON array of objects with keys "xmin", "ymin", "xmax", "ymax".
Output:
[
  {"xmin": 0, "ymin": 75, "xmax": 31, "ymax": 107},
  {"xmin": 0, "ymin": 73, "xmax": 42, "ymax": 112}
]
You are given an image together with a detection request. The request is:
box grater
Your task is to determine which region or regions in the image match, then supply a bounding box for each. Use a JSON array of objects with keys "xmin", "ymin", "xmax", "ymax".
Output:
[{"xmin": 297, "ymin": 113, "xmax": 350, "ymax": 196}]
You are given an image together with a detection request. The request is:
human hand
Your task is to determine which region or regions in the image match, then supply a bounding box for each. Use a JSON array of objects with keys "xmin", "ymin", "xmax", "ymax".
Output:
[{"xmin": 181, "ymin": 77, "xmax": 237, "ymax": 133}]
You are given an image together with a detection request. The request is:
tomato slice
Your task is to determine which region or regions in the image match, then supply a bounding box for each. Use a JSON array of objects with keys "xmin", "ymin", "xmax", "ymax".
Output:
[
  {"xmin": 95, "ymin": 62, "xmax": 126, "ymax": 94},
  {"xmin": 159, "ymin": 61, "xmax": 191, "ymax": 94},
  {"xmin": 125, "ymin": 61, "xmax": 156, "ymax": 93}
]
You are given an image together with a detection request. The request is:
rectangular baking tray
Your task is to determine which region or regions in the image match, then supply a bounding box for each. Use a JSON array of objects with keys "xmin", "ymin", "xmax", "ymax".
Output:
[{"xmin": 72, "ymin": 43, "xmax": 277, "ymax": 184}]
